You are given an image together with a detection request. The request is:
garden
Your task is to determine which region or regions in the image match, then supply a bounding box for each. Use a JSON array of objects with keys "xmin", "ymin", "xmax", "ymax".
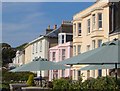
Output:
[{"xmin": 1, "ymin": 68, "xmax": 120, "ymax": 91}]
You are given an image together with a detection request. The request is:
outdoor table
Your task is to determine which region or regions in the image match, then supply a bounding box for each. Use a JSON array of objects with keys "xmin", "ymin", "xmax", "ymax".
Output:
[{"xmin": 9, "ymin": 83, "xmax": 28, "ymax": 91}]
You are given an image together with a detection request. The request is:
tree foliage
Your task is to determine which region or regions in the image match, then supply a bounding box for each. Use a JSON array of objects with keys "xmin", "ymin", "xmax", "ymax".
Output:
[
  {"xmin": 26, "ymin": 74, "xmax": 35, "ymax": 86},
  {"xmin": 1, "ymin": 43, "xmax": 28, "ymax": 67},
  {"xmin": 1, "ymin": 43, "xmax": 16, "ymax": 66}
]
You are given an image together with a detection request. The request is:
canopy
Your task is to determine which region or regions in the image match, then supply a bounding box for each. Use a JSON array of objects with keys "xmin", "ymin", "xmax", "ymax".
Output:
[
  {"xmin": 10, "ymin": 58, "xmax": 70, "ymax": 72},
  {"xmin": 80, "ymin": 64, "xmax": 120, "ymax": 70},
  {"xmin": 58, "ymin": 39, "xmax": 120, "ymax": 65}
]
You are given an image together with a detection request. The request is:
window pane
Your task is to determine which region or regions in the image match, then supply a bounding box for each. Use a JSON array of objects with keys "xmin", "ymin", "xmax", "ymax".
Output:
[
  {"xmin": 98, "ymin": 40, "xmax": 102, "ymax": 47},
  {"xmin": 40, "ymin": 41, "xmax": 42, "ymax": 52},
  {"xmin": 62, "ymin": 35, "xmax": 64, "ymax": 44},
  {"xmin": 62, "ymin": 70, "xmax": 65, "ymax": 77},
  {"xmin": 52, "ymin": 52, "xmax": 56, "ymax": 61},
  {"xmin": 98, "ymin": 13, "xmax": 102, "ymax": 20},
  {"xmin": 99, "ymin": 21, "xmax": 102, "ymax": 28},
  {"xmin": 87, "ymin": 19, "xmax": 90, "ymax": 33},
  {"xmin": 98, "ymin": 13, "xmax": 102, "ymax": 28},
  {"xmin": 62, "ymin": 49, "xmax": 65, "ymax": 60},
  {"xmin": 92, "ymin": 14, "xmax": 95, "ymax": 29},
  {"xmin": 87, "ymin": 70, "xmax": 90, "ymax": 78},
  {"xmin": 78, "ymin": 70, "xmax": 81, "ymax": 77},
  {"xmin": 98, "ymin": 70, "xmax": 102, "ymax": 77},
  {"xmin": 66, "ymin": 35, "xmax": 73, "ymax": 42},
  {"xmin": 92, "ymin": 40, "xmax": 95, "ymax": 49},
  {"xmin": 78, "ymin": 23, "xmax": 81, "ymax": 34},
  {"xmin": 78, "ymin": 45, "xmax": 81, "ymax": 54},
  {"xmin": 74, "ymin": 45, "xmax": 76, "ymax": 56}
]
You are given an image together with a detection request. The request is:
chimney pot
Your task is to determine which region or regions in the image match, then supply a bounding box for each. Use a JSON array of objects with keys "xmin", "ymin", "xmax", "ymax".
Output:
[
  {"xmin": 54, "ymin": 25, "xmax": 57, "ymax": 29},
  {"xmin": 47, "ymin": 25, "xmax": 50, "ymax": 30}
]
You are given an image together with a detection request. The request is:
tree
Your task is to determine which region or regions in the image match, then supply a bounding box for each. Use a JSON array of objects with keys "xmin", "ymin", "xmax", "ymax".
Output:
[{"xmin": 1, "ymin": 43, "xmax": 16, "ymax": 67}]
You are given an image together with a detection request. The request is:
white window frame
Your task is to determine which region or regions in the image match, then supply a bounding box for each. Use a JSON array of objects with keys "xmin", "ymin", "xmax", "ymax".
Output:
[
  {"xmin": 74, "ymin": 45, "xmax": 76, "ymax": 56},
  {"xmin": 40, "ymin": 41, "xmax": 42, "ymax": 52},
  {"xmin": 87, "ymin": 19, "xmax": 90, "ymax": 33},
  {"xmin": 62, "ymin": 69, "xmax": 65, "ymax": 77},
  {"xmin": 98, "ymin": 13, "xmax": 102, "ymax": 29},
  {"xmin": 92, "ymin": 14, "xmax": 95, "ymax": 30},
  {"xmin": 78, "ymin": 23, "xmax": 81, "ymax": 36},
  {"xmin": 62, "ymin": 49, "xmax": 65, "ymax": 60},
  {"xmin": 92, "ymin": 40, "xmax": 95, "ymax": 49},
  {"xmin": 52, "ymin": 52, "xmax": 56, "ymax": 61},
  {"xmin": 78, "ymin": 45, "xmax": 81, "ymax": 54},
  {"xmin": 98, "ymin": 39, "xmax": 102, "ymax": 47}
]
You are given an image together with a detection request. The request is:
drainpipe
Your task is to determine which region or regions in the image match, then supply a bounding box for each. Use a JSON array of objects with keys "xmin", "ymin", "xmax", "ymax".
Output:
[{"xmin": 111, "ymin": 2, "xmax": 115, "ymax": 33}]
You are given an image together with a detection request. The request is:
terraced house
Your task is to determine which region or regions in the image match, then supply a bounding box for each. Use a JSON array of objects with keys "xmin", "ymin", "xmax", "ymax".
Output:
[
  {"xmin": 72, "ymin": 0, "xmax": 120, "ymax": 81},
  {"xmin": 24, "ymin": 21, "xmax": 73, "ymax": 79},
  {"xmin": 24, "ymin": 25, "xmax": 58, "ymax": 78},
  {"xmin": 49, "ymin": 21, "xmax": 73, "ymax": 81}
]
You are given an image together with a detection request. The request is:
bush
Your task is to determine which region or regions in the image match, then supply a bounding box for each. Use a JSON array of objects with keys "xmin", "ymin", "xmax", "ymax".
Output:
[
  {"xmin": 2, "ymin": 69, "xmax": 36, "ymax": 83},
  {"xmin": 82, "ymin": 77, "xmax": 95, "ymax": 89},
  {"xmin": 52, "ymin": 78, "xmax": 69, "ymax": 90},
  {"xmin": 0, "ymin": 83, "xmax": 10, "ymax": 91},
  {"xmin": 26, "ymin": 74, "xmax": 35, "ymax": 86},
  {"xmin": 52, "ymin": 77, "xmax": 83, "ymax": 91},
  {"xmin": 51, "ymin": 76, "xmax": 120, "ymax": 90},
  {"xmin": 115, "ymin": 78, "xmax": 120, "ymax": 89},
  {"xmin": 93, "ymin": 76, "xmax": 116, "ymax": 90}
]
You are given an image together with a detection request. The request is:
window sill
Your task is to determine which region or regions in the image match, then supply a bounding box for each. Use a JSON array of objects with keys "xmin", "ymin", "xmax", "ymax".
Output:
[
  {"xmin": 86, "ymin": 33, "xmax": 91, "ymax": 36},
  {"xmin": 92, "ymin": 29, "xmax": 104, "ymax": 32},
  {"xmin": 98, "ymin": 28, "xmax": 103, "ymax": 31},
  {"xmin": 78, "ymin": 36, "xmax": 82, "ymax": 38}
]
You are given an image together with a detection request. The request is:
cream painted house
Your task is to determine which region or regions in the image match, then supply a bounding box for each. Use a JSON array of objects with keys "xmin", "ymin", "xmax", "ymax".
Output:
[{"xmin": 72, "ymin": 1, "xmax": 111, "ymax": 81}]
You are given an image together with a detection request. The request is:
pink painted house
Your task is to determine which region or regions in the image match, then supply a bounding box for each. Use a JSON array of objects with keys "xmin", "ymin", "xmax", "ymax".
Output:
[{"xmin": 49, "ymin": 33, "xmax": 73, "ymax": 81}]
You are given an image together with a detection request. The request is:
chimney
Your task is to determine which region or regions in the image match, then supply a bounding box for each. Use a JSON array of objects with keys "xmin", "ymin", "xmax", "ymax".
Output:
[
  {"xmin": 46, "ymin": 25, "xmax": 53, "ymax": 34},
  {"xmin": 53, "ymin": 25, "xmax": 57, "ymax": 29},
  {"xmin": 47, "ymin": 25, "xmax": 50, "ymax": 30}
]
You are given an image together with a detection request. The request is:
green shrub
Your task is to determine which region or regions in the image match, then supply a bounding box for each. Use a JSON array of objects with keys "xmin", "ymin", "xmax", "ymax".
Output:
[
  {"xmin": 26, "ymin": 74, "xmax": 35, "ymax": 86},
  {"xmin": 2, "ymin": 69, "xmax": 36, "ymax": 83},
  {"xmin": 82, "ymin": 77, "xmax": 95, "ymax": 89},
  {"xmin": 114, "ymin": 78, "xmax": 120, "ymax": 89},
  {"xmin": 93, "ymin": 76, "xmax": 116, "ymax": 90},
  {"xmin": 52, "ymin": 78, "xmax": 69, "ymax": 90},
  {"xmin": 51, "ymin": 76, "xmax": 120, "ymax": 90}
]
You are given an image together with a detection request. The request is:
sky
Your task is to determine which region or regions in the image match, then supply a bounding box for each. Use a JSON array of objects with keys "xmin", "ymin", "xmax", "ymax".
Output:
[{"xmin": 2, "ymin": 2, "xmax": 94, "ymax": 47}]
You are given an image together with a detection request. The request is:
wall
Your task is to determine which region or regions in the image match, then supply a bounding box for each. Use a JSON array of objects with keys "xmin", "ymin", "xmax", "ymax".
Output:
[{"xmin": 72, "ymin": 1, "xmax": 110, "ymax": 81}]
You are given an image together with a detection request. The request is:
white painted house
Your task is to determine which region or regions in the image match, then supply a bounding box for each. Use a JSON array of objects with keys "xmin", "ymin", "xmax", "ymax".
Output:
[{"xmin": 25, "ymin": 25, "xmax": 59, "ymax": 78}]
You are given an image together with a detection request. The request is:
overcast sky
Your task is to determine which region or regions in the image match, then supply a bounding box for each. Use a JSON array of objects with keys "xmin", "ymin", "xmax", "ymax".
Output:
[{"xmin": 2, "ymin": 2, "xmax": 93, "ymax": 47}]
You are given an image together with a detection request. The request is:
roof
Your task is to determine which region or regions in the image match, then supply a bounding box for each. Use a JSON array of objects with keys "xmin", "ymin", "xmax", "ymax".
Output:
[{"xmin": 45, "ymin": 27, "xmax": 60, "ymax": 38}]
